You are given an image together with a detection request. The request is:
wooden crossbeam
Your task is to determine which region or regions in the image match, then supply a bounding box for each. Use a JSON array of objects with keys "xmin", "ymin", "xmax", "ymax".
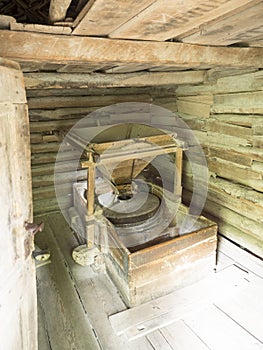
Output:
[{"xmin": 0, "ymin": 30, "xmax": 262, "ymax": 70}]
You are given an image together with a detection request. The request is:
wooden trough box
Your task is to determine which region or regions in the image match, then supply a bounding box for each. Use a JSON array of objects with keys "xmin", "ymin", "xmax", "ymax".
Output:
[{"xmin": 104, "ymin": 205, "xmax": 217, "ymax": 307}]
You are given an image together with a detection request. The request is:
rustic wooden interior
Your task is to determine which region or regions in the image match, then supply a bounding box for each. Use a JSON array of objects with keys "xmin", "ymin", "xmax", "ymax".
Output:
[{"xmin": 0, "ymin": 1, "xmax": 262, "ymax": 349}]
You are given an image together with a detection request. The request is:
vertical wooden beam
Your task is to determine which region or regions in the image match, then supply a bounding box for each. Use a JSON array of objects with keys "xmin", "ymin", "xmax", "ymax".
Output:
[
  {"xmin": 175, "ymin": 148, "xmax": 183, "ymax": 199},
  {"xmin": 86, "ymin": 152, "xmax": 95, "ymax": 248}
]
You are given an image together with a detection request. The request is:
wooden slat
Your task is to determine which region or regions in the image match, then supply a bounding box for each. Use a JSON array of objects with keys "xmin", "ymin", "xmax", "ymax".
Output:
[
  {"xmin": 0, "ymin": 31, "xmax": 263, "ymax": 69},
  {"xmin": 110, "ymin": 0, "xmax": 260, "ymax": 41},
  {"xmin": 109, "ymin": 265, "xmax": 250, "ymax": 340},
  {"xmin": 27, "ymin": 94, "xmax": 153, "ymax": 109},
  {"xmin": 212, "ymin": 91, "xmax": 263, "ymax": 114},
  {"xmin": 36, "ymin": 220, "xmax": 101, "ymax": 350},
  {"xmin": 10, "ymin": 22, "xmax": 72, "ymax": 35},
  {"xmin": 218, "ymin": 236, "xmax": 263, "ymax": 279},
  {"xmin": 160, "ymin": 321, "xmax": 210, "ymax": 350},
  {"xmin": 37, "ymin": 302, "xmax": 51, "ymax": 350},
  {"xmin": 57, "ymin": 63, "xmax": 110, "ymax": 73},
  {"xmin": 73, "ymin": 0, "xmax": 156, "ymax": 36},
  {"xmin": 184, "ymin": 305, "xmax": 262, "ymax": 350},
  {"xmin": 24, "ymin": 70, "xmax": 206, "ymax": 90},
  {"xmin": 181, "ymin": 2, "xmax": 263, "ymax": 46},
  {"xmin": 147, "ymin": 330, "xmax": 173, "ymax": 349},
  {"xmin": 103, "ymin": 64, "xmax": 154, "ymax": 74}
]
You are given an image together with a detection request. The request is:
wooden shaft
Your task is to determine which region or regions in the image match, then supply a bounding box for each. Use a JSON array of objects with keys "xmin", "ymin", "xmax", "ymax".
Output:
[
  {"xmin": 87, "ymin": 152, "xmax": 95, "ymax": 215},
  {"xmin": 87, "ymin": 152, "xmax": 96, "ymax": 248},
  {"xmin": 175, "ymin": 148, "xmax": 183, "ymax": 199}
]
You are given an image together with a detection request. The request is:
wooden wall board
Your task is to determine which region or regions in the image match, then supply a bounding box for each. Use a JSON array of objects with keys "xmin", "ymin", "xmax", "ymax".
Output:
[
  {"xmin": 72, "ymin": 0, "xmax": 156, "ymax": 36},
  {"xmin": 1, "ymin": 31, "xmax": 263, "ymax": 70},
  {"xmin": 27, "ymin": 94, "xmax": 153, "ymax": 109},
  {"xmin": 57, "ymin": 63, "xmax": 112, "ymax": 73},
  {"xmin": 109, "ymin": 0, "xmax": 260, "ymax": 41},
  {"xmin": 181, "ymin": 2, "xmax": 263, "ymax": 46},
  {"xmin": 10, "ymin": 22, "xmax": 72, "ymax": 35},
  {"xmin": 24, "ymin": 71, "xmax": 206, "ymax": 89}
]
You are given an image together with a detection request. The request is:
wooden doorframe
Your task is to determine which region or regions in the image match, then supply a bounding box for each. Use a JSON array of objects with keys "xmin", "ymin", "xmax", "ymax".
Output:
[{"xmin": 0, "ymin": 57, "xmax": 38, "ymax": 350}]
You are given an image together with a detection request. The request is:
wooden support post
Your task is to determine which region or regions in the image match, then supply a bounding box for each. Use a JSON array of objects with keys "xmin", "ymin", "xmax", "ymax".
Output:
[
  {"xmin": 175, "ymin": 148, "xmax": 183, "ymax": 199},
  {"xmin": 86, "ymin": 152, "xmax": 96, "ymax": 248}
]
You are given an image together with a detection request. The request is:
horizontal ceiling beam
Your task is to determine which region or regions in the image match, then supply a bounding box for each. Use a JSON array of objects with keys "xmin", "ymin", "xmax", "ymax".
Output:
[
  {"xmin": 0, "ymin": 30, "xmax": 262, "ymax": 69},
  {"xmin": 24, "ymin": 70, "xmax": 205, "ymax": 89}
]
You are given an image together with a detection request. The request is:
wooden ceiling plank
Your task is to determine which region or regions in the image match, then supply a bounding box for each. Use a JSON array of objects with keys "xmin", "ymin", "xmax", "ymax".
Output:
[
  {"xmin": 181, "ymin": 3, "xmax": 263, "ymax": 46},
  {"xmin": 109, "ymin": 0, "xmax": 262, "ymax": 41},
  {"xmin": 0, "ymin": 31, "xmax": 262, "ymax": 70},
  {"xmin": 73, "ymin": 0, "xmax": 157, "ymax": 36},
  {"xmin": 103, "ymin": 64, "xmax": 155, "ymax": 74},
  {"xmin": 24, "ymin": 71, "xmax": 206, "ymax": 89}
]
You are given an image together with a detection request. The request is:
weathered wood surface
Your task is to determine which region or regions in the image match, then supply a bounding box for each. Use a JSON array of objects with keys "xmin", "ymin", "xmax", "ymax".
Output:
[
  {"xmin": 0, "ymin": 31, "xmax": 263, "ymax": 69},
  {"xmin": 36, "ymin": 220, "xmax": 101, "ymax": 350},
  {"xmin": 36, "ymin": 213, "xmax": 154, "ymax": 350},
  {"xmin": 176, "ymin": 69, "xmax": 263, "ymax": 257},
  {"xmin": 73, "ymin": 0, "xmax": 156, "ymax": 36},
  {"xmin": 0, "ymin": 14, "xmax": 16, "ymax": 29},
  {"xmin": 181, "ymin": 2, "xmax": 263, "ymax": 46},
  {"xmin": 105, "ymin": 207, "xmax": 217, "ymax": 307},
  {"xmin": 28, "ymin": 85, "xmax": 173, "ymax": 215},
  {"xmin": 109, "ymin": 0, "xmax": 260, "ymax": 41},
  {"xmin": 24, "ymin": 70, "xmax": 206, "ymax": 89},
  {"xmin": 10, "ymin": 22, "xmax": 72, "ymax": 35},
  {"xmin": 184, "ymin": 304, "xmax": 262, "ymax": 350},
  {"xmin": 35, "ymin": 212, "xmax": 263, "ymax": 349},
  {"xmin": 27, "ymin": 94, "xmax": 153, "ymax": 109},
  {"xmin": 0, "ymin": 61, "xmax": 37, "ymax": 349},
  {"xmin": 49, "ymin": 0, "xmax": 72, "ymax": 23},
  {"xmin": 109, "ymin": 265, "xmax": 252, "ymax": 341}
]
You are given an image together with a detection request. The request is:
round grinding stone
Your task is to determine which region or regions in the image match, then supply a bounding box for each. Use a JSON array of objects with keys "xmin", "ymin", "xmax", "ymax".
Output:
[{"xmin": 103, "ymin": 192, "xmax": 160, "ymax": 225}]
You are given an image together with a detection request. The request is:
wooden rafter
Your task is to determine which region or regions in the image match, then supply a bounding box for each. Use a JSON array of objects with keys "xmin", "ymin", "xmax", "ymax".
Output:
[{"xmin": 0, "ymin": 30, "xmax": 262, "ymax": 69}]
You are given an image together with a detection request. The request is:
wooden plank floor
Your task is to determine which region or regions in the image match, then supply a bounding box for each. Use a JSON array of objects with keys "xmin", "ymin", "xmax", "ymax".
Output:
[{"xmin": 36, "ymin": 213, "xmax": 263, "ymax": 350}]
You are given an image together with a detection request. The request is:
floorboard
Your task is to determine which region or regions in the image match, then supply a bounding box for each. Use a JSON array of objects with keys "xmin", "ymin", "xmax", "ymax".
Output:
[
  {"xmin": 160, "ymin": 321, "xmax": 210, "ymax": 350},
  {"xmin": 183, "ymin": 305, "xmax": 262, "ymax": 350}
]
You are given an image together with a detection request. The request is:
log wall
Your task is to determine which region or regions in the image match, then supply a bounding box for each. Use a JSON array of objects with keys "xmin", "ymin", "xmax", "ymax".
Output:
[
  {"xmin": 27, "ymin": 69, "xmax": 263, "ymax": 257},
  {"xmin": 27, "ymin": 86, "xmax": 177, "ymax": 215},
  {"xmin": 176, "ymin": 69, "xmax": 263, "ymax": 257}
]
